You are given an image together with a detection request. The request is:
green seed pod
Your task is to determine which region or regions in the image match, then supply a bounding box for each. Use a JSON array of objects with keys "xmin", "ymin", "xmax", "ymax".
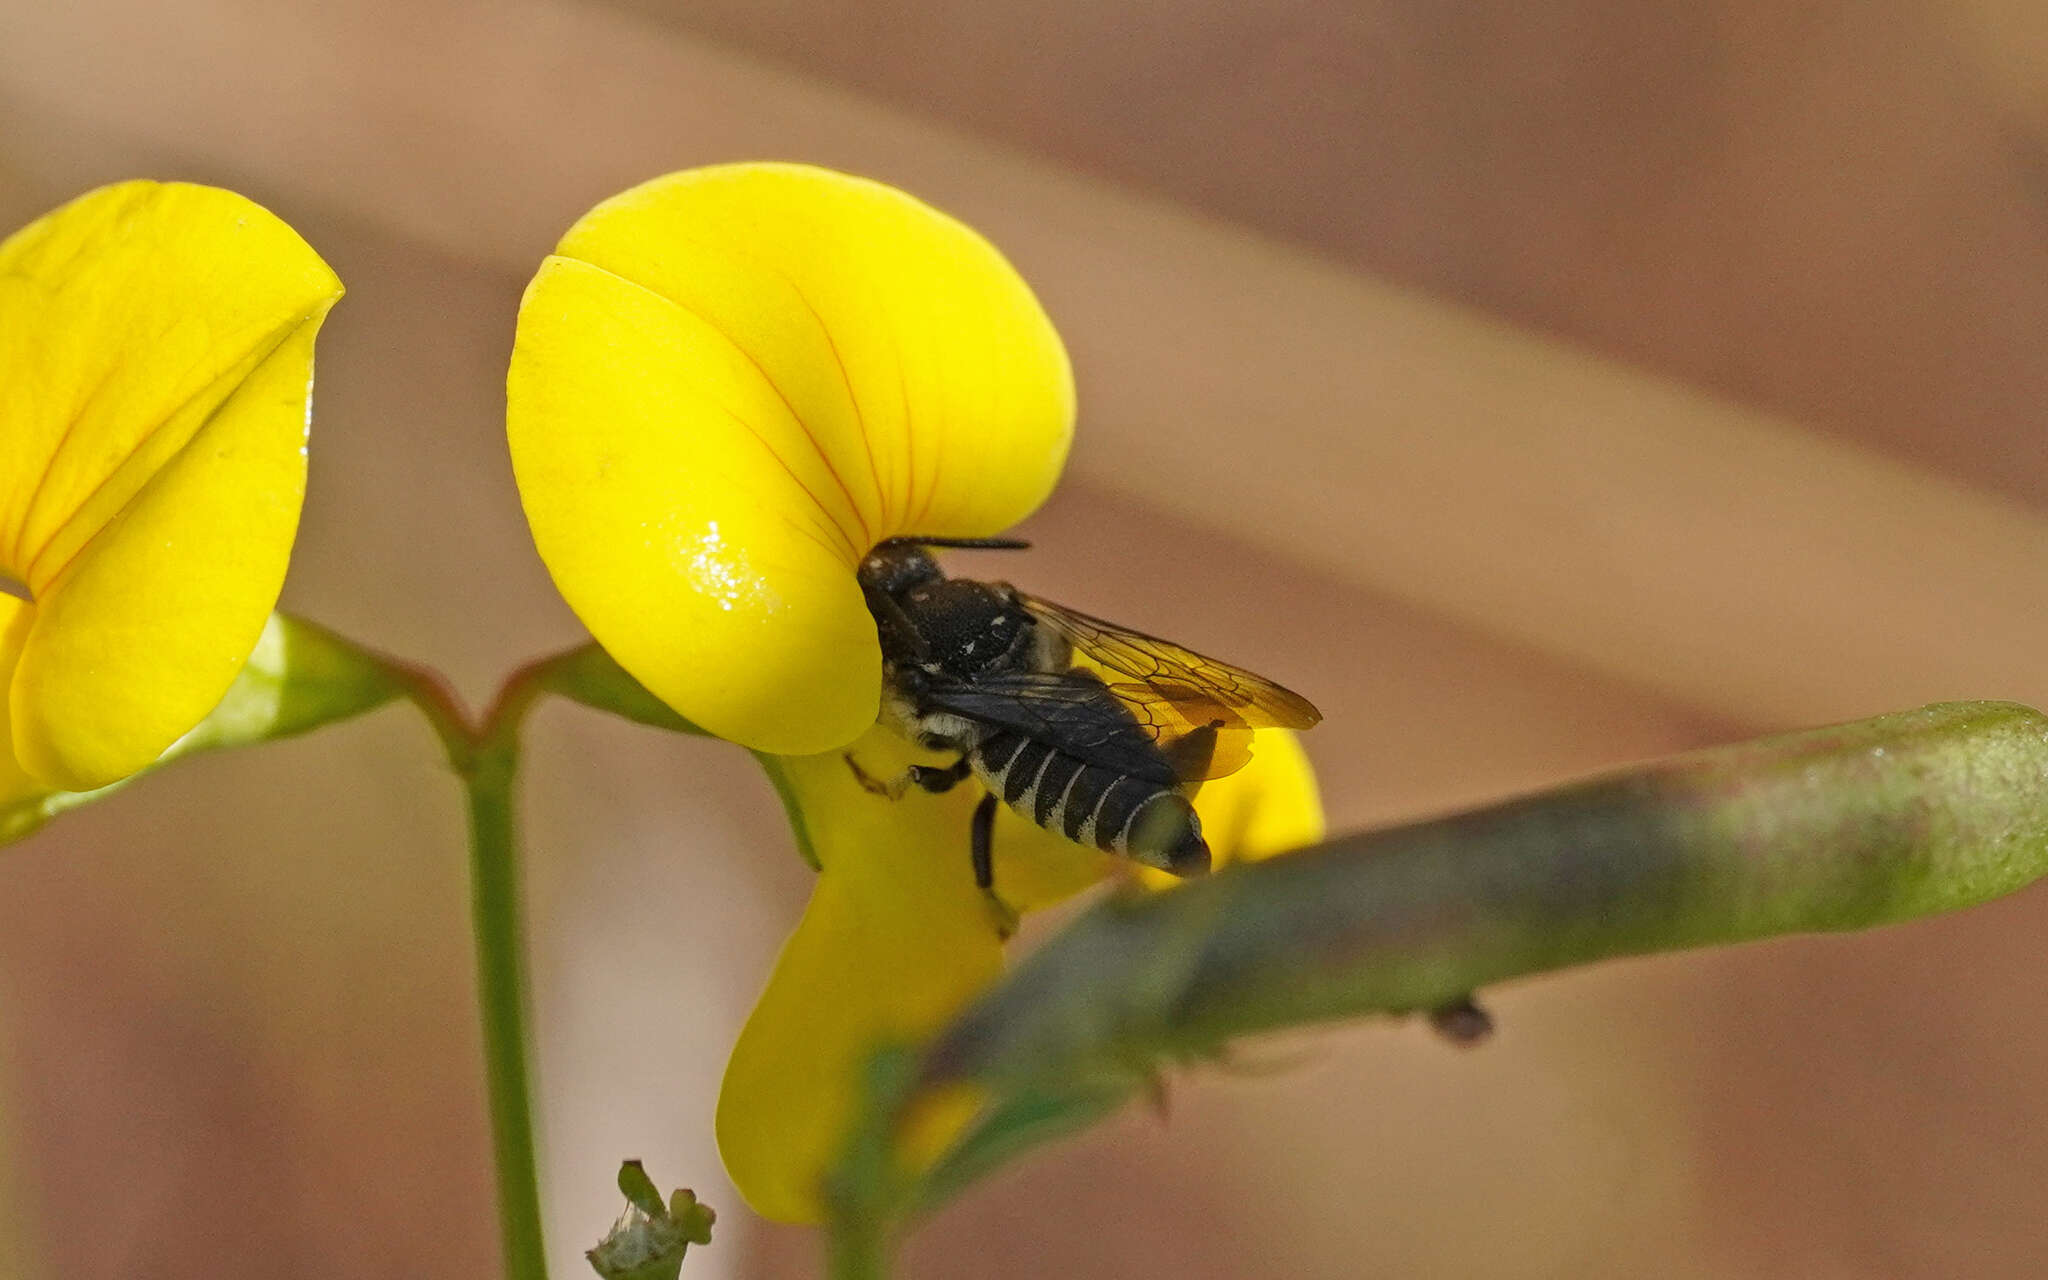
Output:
[{"xmin": 923, "ymin": 701, "xmax": 2048, "ymax": 1092}]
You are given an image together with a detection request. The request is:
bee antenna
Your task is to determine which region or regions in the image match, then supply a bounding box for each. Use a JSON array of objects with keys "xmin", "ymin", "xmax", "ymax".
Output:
[{"xmin": 875, "ymin": 535, "xmax": 1032, "ymax": 551}]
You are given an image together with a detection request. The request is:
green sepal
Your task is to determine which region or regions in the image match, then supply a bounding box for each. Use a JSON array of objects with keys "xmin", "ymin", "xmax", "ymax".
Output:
[
  {"xmin": 750, "ymin": 751, "xmax": 822, "ymax": 871},
  {"xmin": 910, "ymin": 1081, "xmax": 1130, "ymax": 1216},
  {"xmin": 176, "ymin": 613, "xmax": 411, "ymax": 751},
  {"xmin": 534, "ymin": 644, "xmax": 702, "ymax": 735},
  {"xmin": 922, "ymin": 700, "xmax": 2048, "ymax": 1096},
  {"xmin": 2, "ymin": 612, "xmax": 409, "ymax": 845}
]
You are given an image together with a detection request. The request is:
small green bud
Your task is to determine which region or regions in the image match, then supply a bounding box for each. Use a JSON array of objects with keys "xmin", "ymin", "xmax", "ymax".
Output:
[
  {"xmin": 668, "ymin": 1189, "xmax": 715, "ymax": 1247},
  {"xmin": 616, "ymin": 1160, "xmax": 665, "ymax": 1219},
  {"xmin": 587, "ymin": 1162, "xmax": 714, "ymax": 1280}
]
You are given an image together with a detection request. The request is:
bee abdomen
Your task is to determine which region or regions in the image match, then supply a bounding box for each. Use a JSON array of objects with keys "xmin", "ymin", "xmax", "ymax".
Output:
[
  {"xmin": 970, "ymin": 732, "xmax": 1210, "ymax": 876},
  {"xmin": 1097, "ymin": 785, "xmax": 1209, "ymax": 876},
  {"xmin": 971, "ymin": 729, "xmax": 1037, "ymax": 805}
]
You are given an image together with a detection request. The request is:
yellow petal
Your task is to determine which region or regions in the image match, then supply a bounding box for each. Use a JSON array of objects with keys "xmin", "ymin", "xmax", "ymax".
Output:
[
  {"xmin": 508, "ymin": 163, "xmax": 1074, "ymax": 753},
  {"xmin": 720, "ymin": 726, "xmax": 1322, "ymax": 1220},
  {"xmin": 0, "ymin": 597, "xmax": 42, "ymax": 808},
  {"xmin": 0, "ymin": 182, "xmax": 341, "ymax": 790},
  {"xmin": 719, "ymin": 728, "xmax": 1006, "ymax": 1222}
]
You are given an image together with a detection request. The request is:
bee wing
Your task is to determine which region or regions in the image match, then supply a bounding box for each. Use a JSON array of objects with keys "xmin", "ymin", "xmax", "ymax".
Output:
[
  {"xmin": 1018, "ymin": 594, "xmax": 1323, "ymax": 731},
  {"xmin": 1102, "ymin": 679, "xmax": 1258, "ymax": 781},
  {"xmin": 919, "ymin": 670, "xmax": 1181, "ymax": 785}
]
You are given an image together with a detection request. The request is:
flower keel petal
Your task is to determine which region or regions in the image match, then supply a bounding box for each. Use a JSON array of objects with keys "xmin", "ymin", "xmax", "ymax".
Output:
[{"xmin": 718, "ymin": 731, "xmax": 1007, "ymax": 1222}]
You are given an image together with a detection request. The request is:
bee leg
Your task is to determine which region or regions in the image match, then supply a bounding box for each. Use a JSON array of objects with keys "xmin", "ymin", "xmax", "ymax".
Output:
[
  {"xmin": 1426, "ymin": 994, "xmax": 1495, "ymax": 1047},
  {"xmin": 842, "ymin": 754, "xmax": 909, "ymax": 800},
  {"xmin": 970, "ymin": 792, "xmax": 999, "ymax": 889},
  {"xmin": 970, "ymin": 792, "xmax": 1019, "ymax": 940},
  {"xmin": 907, "ymin": 757, "xmax": 972, "ymax": 794},
  {"xmin": 847, "ymin": 753, "xmax": 971, "ymax": 801}
]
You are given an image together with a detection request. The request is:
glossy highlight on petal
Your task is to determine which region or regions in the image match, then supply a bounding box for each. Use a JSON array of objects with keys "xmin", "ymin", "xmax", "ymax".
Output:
[
  {"xmin": 508, "ymin": 163, "xmax": 1074, "ymax": 754},
  {"xmin": 0, "ymin": 182, "xmax": 341, "ymax": 790}
]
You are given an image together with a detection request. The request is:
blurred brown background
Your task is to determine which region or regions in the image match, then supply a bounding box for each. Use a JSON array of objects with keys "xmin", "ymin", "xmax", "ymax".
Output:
[{"xmin": 3, "ymin": 0, "xmax": 2048, "ymax": 1276}]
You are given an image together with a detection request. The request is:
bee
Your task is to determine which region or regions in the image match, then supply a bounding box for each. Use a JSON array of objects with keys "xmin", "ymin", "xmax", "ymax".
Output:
[{"xmin": 849, "ymin": 535, "xmax": 1320, "ymax": 912}]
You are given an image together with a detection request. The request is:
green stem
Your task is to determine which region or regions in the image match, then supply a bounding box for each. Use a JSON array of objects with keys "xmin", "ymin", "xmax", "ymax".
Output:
[
  {"xmin": 827, "ymin": 699, "xmax": 2048, "ymax": 1264},
  {"xmin": 464, "ymin": 733, "xmax": 547, "ymax": 1280},
  {"xmin": 8, "ymin": 614, "xmax": 675, "ymax": 1279},
  {"xmin": 822, "ymin": 1048, "xmax": 927, "ymax": 1280},
  {"xmin": 383, "ymin": 649, "xmax": 594, "ymax": 1280},
  {"xmin": 826, "ymin": 1226, "xmax": 890, "ymax": 1280}
]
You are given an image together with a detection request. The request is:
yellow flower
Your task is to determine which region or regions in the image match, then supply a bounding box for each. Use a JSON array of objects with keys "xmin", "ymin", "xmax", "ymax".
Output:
[
  {"xmin": 506, "ymin": 163, "xmax": 1323, "ymax": 1222},
  {"xmin": 1, "ymin": 181, "xmax": 342, "ymax": 804}
]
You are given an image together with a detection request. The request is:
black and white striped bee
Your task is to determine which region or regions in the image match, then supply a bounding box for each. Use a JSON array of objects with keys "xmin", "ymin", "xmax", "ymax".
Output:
[{"xmin": 850, "ymin": 535, "xmax": 1320, "ymax": 913}]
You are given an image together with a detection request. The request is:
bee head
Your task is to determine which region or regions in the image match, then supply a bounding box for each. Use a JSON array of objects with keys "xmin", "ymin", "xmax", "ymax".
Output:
[
  {"xmin": 858, "ymin": 535, "xmax": 1030, "ymax": 597},
  {"xmin": 858, "ymin": 541, "xmax": 944, "ymax": 598}
]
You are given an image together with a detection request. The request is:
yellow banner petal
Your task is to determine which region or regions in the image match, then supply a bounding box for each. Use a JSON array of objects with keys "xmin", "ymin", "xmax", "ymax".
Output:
[
  {"xmin": 508, "ymin": 163, "xmax": 1074, "ymax": 753},
  {"xmin": 0, "ymin": 182, "xmax": 341, "ymax": 790},
  {"xmin": 508, "ymin": 256, "xmax": 883, "ymax": 754},
  {"xmin": 0, "ymin": 598, "xmax": 41, "ymax": 809},
  {"xmin": 0, "ymin": 183, "xmax": 340, "ymax": 587},
  {"xmin": 12, "ymin": 319, "xmax": 332, "ymax": 789}
]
